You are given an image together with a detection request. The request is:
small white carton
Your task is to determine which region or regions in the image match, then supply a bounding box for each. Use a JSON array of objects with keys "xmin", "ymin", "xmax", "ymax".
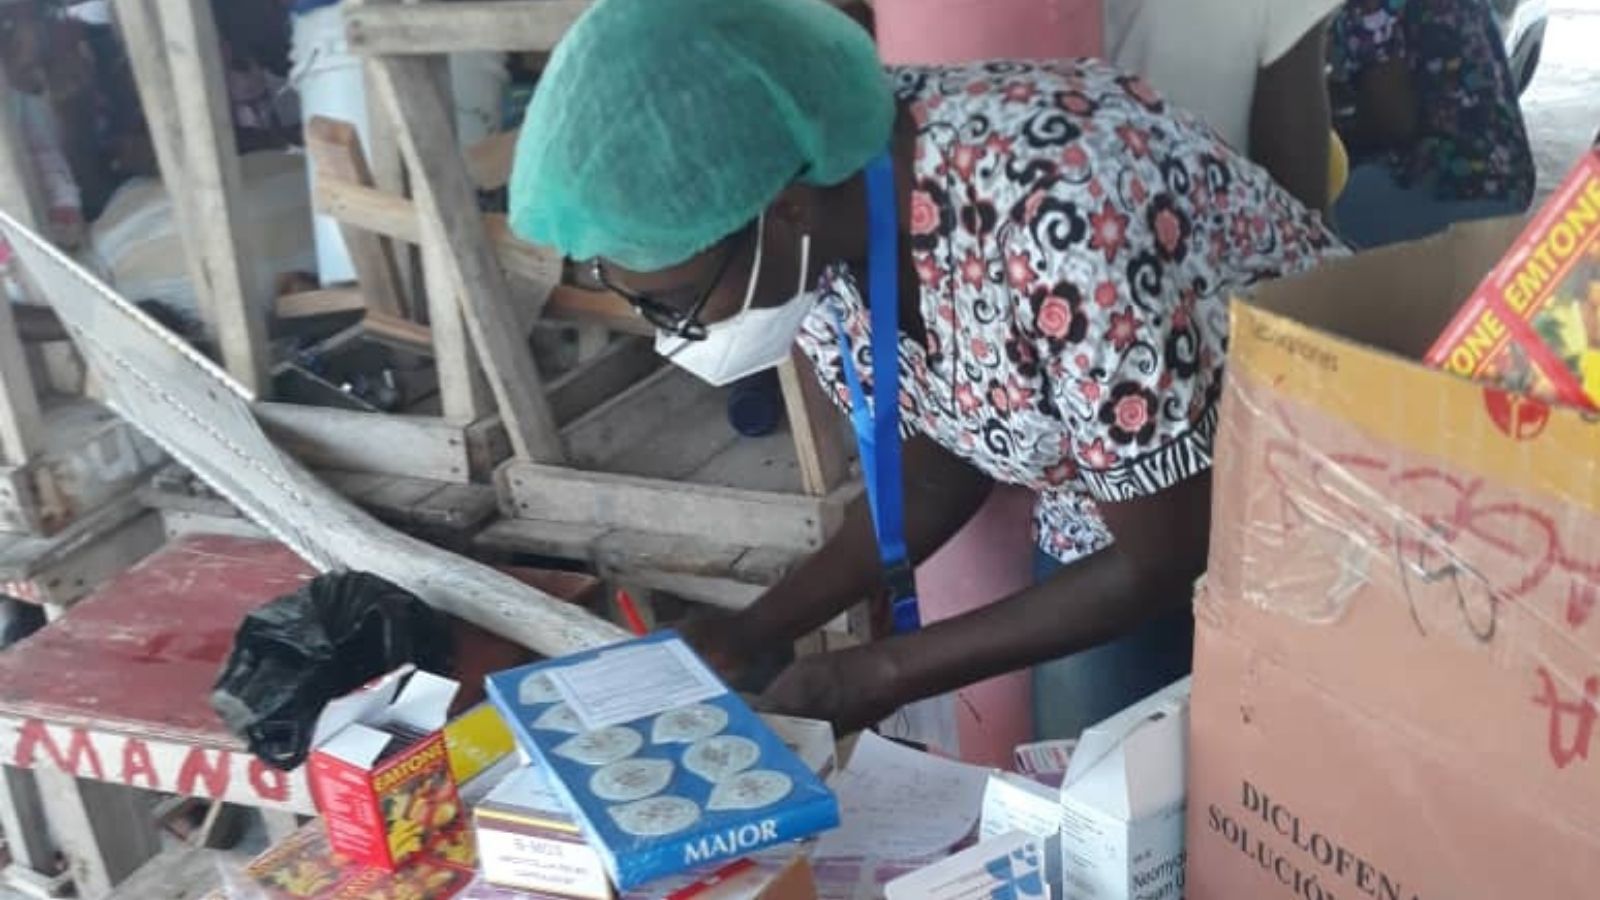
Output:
[
  {"xmin": 1058, "ymin": 677, "xmax": 1191, "ymax": 900},
  {"xmin": 980, "ymin": 771, "xmax": 1064, "ymax": 897}
]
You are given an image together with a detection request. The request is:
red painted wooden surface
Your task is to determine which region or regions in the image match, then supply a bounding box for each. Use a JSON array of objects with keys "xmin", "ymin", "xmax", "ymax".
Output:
[{"xmin": 0, "ymin": 534, "xmax": 314, "ymax": 746}]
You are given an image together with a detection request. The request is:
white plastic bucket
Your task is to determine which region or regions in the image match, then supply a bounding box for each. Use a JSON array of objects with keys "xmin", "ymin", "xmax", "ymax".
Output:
[{"xmin": 290, "ymin": 2, "xmax": 508, "ymax": 285}]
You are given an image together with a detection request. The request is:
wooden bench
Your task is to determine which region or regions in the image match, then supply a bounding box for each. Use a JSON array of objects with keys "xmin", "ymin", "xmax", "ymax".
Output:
[{"xmin": 0, "ymin": 532, "xmax": 599, "ymax": 898}]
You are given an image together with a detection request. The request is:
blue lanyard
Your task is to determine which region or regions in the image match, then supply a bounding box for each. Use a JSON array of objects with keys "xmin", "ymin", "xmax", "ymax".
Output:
[{"xmin": 835, "ymin": 152, "xmax": 920, "ymax": 636}]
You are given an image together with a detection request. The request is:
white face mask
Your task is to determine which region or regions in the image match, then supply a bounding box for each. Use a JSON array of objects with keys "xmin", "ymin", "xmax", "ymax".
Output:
[{"xmin": 657, "ymin": 215, "xmax": 816, "ymax": 387}]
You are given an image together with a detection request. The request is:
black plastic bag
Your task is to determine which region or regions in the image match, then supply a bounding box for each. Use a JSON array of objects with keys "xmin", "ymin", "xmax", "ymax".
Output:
[{"xmin": 211, "ymin": 571, "xmax": 454, "ymax": 770}]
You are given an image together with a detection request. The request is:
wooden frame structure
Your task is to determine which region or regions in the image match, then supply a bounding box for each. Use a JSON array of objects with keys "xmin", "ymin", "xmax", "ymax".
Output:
[{"xmin": 325, "ymin": 0, "xmax": 861, "ymax": 605}]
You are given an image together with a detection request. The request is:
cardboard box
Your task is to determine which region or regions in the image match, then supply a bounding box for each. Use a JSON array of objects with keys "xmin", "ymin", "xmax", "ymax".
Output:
[
  {"xmin": 1187, "ymin": 218, "xmax": 1600, "ymax": 899},
  {"xmin": 979, "ymin": 772, "xmax": 1063, "ymax": 897},
  {"xmin": 1058, "ymin": 679, "xmax": 1190, "ymax": 900},
  {"xmin": 474, "ymin": 762, "xmax": 612, "ymax": 899},
  {"xmin": 445, "ymin": 702, "xmax": 517, "ymax": 787},
  {"xmin": 307, "ymin": 667, "xmax": 465, "ymax": 871},
  {"xmin": 485, "ymin": 634, "xmax": 839, "ymax": 889},
  {"xmin": 219, "ymin": 817, "xmax": 477, "ymax": 899}
]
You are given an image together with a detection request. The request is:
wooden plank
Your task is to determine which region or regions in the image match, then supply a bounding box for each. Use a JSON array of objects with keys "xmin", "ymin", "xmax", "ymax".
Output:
[
  {"xmin": 464, "ymin": 129, "xmax": 518, "ymax": 191},
  {"xmin": 345, "ymin": 1, "xmax": 590, "ymax": 55},
  {"xmin": 0, "ymin": 71, "xmax": 45, "ymax": 465},
  {"xmin": 499, "ymin": 462, "xmax": 842, "ymax": 551},
  {"xmin": 314, "ymin": 176, "xmax": 421, "ymax": 243},
  {"xmin": 4, "ymin": 220, "xmax": 625, "ymax": 656},
  {"xmin": 687, "ymin": 430, "xmax": 805, "ymax": 494},
  {"xmin": 304, "ymin": 117, "xmax": 406, "ymax": 317},
  {"xmin": 153, "ymin": 0, "xmax": 271, "ymax": 395},
  {"xmin": 0, "ymin": 68, "xmax": 43, "ymax": 230},
  {"xmin": 474, "ymin": 517, "xmax": 806, "ymax": 610},
  {"xmin": 778, "ymin": 355, "xmax": 851, "ymax": 496},
  {"xmin": 0, "ymin": 70, "xmax": 41, "ymax": 230},
  {"xmin": 362, "ymin": 39, "xmax": 564, "ymax": 461},
  {"xmin": 273, "ymin": 288, "xmax": 367, "ymax": 321},
  {"xmin": 4, "ymin": 511, "xmax": 165, "ymax": 609},
  {"xmin": 255, "ymin": 403, "xmax": 475, "ymax": 483},
  {"xmin": 110, "ymin": 0, "xmax": 211, "ymax": 328},
  {"xmin": 561, "ymin": 365, "xmax": 724, "ymax": 469},
  {"xmin": 34, "ymin": 770, "xmax": 162, "ymax": 898},
  {"xmin": 315, "ymin": 179, "xmax": 600, "ymax": 332},
  {"xmin": 0, "ymin": 766, "xmax": 54, "ymax": 875},
  {"xmin": 0, "ymin": 399, "xmax": 166, "ymax": 537},
  {"xmin": 547, "ymin": 337, "xmax": 662, "ymax": 426},
  {"xmin": 360, "ymin": 310, "xmax": 433, "ymax": 352},
  {"xmin": 418, "ymin": 204, "xmax": 493, "ymax": 422},
  {"xmin": 0, "ymin": 293, "xmax": 43, "ymax": 467}
]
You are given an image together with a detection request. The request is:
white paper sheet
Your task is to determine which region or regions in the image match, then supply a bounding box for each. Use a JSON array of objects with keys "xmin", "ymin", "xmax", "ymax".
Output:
[
  {"xmin": 548, "ymin": 640, "xmax": 726, "ymax": 731},
  {"xmin": 812, "ymin": 732, "xmax": 991, "ymax": 861}
]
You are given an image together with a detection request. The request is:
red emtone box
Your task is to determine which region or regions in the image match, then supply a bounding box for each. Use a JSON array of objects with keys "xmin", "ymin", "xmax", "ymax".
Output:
[{"xmin": 308, "ymin": 666, "xmax": 465, "ymax": 871}]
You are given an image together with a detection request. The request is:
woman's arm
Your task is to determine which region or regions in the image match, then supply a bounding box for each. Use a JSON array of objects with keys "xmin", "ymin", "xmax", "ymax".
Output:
[
  {"xmin": 689, "ymin": 432, "xmax": 993, "ymax": 673},
  {"xmin": 762, "ymin": 470, "xmax": 1211, "ymax": 732}
]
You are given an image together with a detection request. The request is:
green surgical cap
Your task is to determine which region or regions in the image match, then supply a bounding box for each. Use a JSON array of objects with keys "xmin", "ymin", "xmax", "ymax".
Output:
[{"xmin": 508, "ymin": 0, "xmax": 894, "ymax": 272}]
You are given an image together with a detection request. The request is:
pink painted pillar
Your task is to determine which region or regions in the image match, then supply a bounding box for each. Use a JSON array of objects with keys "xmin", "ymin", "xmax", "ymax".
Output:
[
  {"xmin": 877, "ymin": 0, "xmax": 1103, "ymax": 769},
  {"xmin": 876, "ymin": 0, "xmax": 1103, "ymax": 66},
  {"xmin": 910, "ymin": 487, "xmax": 1038, "ymax": 767}
]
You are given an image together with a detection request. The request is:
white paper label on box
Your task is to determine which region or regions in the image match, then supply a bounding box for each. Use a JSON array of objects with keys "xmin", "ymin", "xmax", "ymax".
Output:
[
  {"xmin": 477, "ymin": 828, "xmax": 610, "ymax": 900},
  {"xmin": 548, "ymin": 641, "xmax": 725, "ymax": 731}
]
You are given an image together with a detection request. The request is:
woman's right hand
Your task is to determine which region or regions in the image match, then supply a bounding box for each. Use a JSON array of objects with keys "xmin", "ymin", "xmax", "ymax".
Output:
[{"xmin": 677, "ymin": 613, "xmax": 756, "ymax": 681}]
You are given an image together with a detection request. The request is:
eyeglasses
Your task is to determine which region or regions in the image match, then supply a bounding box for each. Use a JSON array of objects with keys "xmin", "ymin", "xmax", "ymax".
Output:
[{"xmin": 591, "ymin": 227, "xmax": 753, "ymax": 342}]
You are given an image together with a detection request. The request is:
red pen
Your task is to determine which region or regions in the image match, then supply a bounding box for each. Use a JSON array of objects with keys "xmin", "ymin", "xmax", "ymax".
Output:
[{"xmin": 617, "ymin": 589, "xmax": 649, "ymax": 636}]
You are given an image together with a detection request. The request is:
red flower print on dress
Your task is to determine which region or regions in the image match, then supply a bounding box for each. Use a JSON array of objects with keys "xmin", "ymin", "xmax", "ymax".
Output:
[
  {"xmin": 1006, "ymin": 251, "xmax": 1036, "ymax": 291},
  {"xmin": 1116, "ymin": 124, "xmax": 1151, "ymax": 158},
  {"xmin": 914, "ymin": 252, "xmax": 943, "ymax": 289},
  {"xmin": 970, "ymin": 336, "xmax": 996, "ymax": 362},
  {"xmin": 1080, "ymin": 380, "xmax": 1102, "ymax": 403},
  {"xmin": 1129, "ymin": 177, "xmax": 1149, "ymax": 205},
  {"xmin": 954, "ymin": 382, "xmax": 982, "ymax": 415},
  {"xmin": 1062, "ymin": 145, "xmax": 1089, "ymax": 170},
  {"xmin": 952, "ymin": 144, "xmax": 981, "ymax": 180},
  {"xmin": 1002, "ymin": 81, "xmax": 1035, "ymax": 104},
  {"xmin": 1055, "ymin": 91, "xmax": 1096, "ymax": 116},
  {"xmin": 959, "ymin": 252, "xmax": 986, "ymax": 288},
  {"xmin": 1006, "ymin": 377, "xmax": 1035, "ymax": 411},
  {"xmin": 1089, "ymin": 201, "xmax": 1130, "ymax": 263},
  {"xmin": 1148, "ymin": 195, "xmax": 1191, "ymax": 263},
  {"xmin": 1044, "ymin": 460, "xmax": 1078, "ymax": 486},
  {"xmin": 1032, "ymin": 282, "xmax": 1089, "ymax": 347},
  {"xmin": 1080, "ymin": 438, "xmax": 1120, "ymax": 471},
  {"xmin": 1100, "ymin": 383, "xmax": 1159, "ymax": 446},
  {"xmin": 986, "ymin": 134, "xmax": 1014, "ymax": 158},
  {"xmin": 910, "ymin": 190, "xmax": 941, "ymax": 236},
  {"xmin": 1117, "ymin": 75, "xmax": 1164, "ymax": 111},
  {"xmin": 989, "ymin": 382, "xmax": 1012, "ymax": 414},
  {"xmin": 1094, "ymin": 282, "xmax": 1119, "ymax": 309},
  {"xmin": 1107, "ymin": 309, "xmax": 1140, "ymax": 351}
]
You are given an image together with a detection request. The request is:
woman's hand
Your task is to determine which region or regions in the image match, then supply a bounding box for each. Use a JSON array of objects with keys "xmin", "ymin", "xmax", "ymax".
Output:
[
  {"xmin": 759, "ymin": 643, "xmax": 905, "ymax": 735},
  {"xmin": 677, "ymin": 614, "xmax": 756, "ymax": 681}
]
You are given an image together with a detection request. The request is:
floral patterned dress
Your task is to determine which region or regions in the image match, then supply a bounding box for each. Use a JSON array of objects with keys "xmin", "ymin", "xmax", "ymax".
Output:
[{"xmin": 794, "ymin": 61, "xmax": 1343, "ymax": 563}]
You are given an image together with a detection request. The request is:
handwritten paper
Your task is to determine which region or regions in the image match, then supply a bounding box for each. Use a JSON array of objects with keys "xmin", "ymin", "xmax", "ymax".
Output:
[{"xmin": 813, "ymin": 732, "xmax": 991, "ymax": 861}]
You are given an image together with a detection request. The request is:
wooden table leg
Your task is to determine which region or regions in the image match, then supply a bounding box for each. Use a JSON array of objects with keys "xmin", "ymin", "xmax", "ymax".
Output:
[{"xmin": 33, "ymin": 769, "xmax": 161, "ymax": 899}]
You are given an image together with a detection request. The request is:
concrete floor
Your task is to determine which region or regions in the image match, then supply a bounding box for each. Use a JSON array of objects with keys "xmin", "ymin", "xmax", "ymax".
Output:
[{"xmin": 1521, "ymin": 0, "xmax": 1600, "ymax": 201}]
